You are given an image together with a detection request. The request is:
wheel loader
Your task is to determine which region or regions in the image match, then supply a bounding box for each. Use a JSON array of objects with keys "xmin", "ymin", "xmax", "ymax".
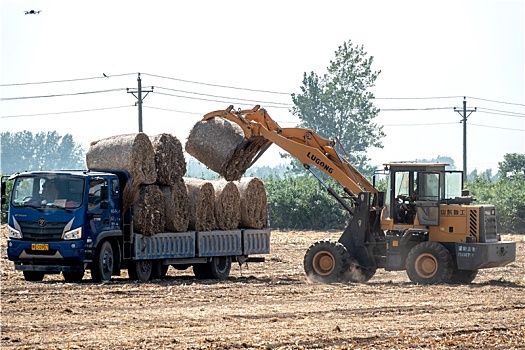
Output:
[{"xmin": 190, "ymin": 105, "xmax": 516, "ymax": 284}]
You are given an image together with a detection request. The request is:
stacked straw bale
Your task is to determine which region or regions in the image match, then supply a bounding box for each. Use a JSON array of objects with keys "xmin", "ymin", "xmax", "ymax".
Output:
[
  {"xmin": 186, "ymin": 118, "xmax": 256, "ymax": 181},
  {"xmin": 235, "ymin": 177, "xmax": 268, "ymax": 229},
  {"xmin": 184, "ymin": 178, "xmax": 216, "ymax": 231},
  {"xmin": 149, "ymin": 133, "xmax": 186, "ymax": 185},
  {"xmin": 212, "ymin": 180, "xmax": 241, "ymax": 230},
  {"xmin": 133, "ymin": 185, "xmax": 165, "ymax": 235},
  {"xmin": 86, "ymin": 133, "xmax": 156, "ymax": 185},
  {"xmin": 160, "ymin": 179, "xmax": 190, "ymax": 232}
]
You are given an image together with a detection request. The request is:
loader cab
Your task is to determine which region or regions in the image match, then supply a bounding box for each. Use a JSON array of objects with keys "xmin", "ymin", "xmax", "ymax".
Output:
[{"xmin": 383, "ymin": 163, "xmax": 466, "ymax": 226}]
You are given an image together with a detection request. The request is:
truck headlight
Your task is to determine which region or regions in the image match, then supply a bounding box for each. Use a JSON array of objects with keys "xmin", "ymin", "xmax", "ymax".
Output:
[
  {"xmin": 62, "ymin": 227, "xmax": 82, "ymax": 240},
  {"xmin": 8, "ymin": 226, "xmax": 22, "ymax": 239}
]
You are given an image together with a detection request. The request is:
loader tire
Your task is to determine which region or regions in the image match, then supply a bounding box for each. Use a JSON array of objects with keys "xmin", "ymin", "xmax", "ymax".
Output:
[
  {"xmin": 304, "ymin": 240, "xmax": 350, "ymax": 283},
  {"xmin": 347, "ymin": 261, "xmax": 376, "ymax": 283},
  {"xmin": 406, "ymin": 241, "xmax": 453, "ymax": 284},
  {"xmin": 448, "ymin": 268, "xmax": 478, "ymax": 284}
]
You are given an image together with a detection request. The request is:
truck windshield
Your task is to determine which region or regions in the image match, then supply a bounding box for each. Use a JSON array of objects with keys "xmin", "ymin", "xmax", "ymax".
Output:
[{"xmin": 11, "ymin": 176, "xmax": 84, "ymax": 209}]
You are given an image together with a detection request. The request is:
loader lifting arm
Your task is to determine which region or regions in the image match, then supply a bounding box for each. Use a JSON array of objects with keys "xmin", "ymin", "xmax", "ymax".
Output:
[{"xmin": 202, "ymin": 105, "xmax": 378, "ymax": 198}]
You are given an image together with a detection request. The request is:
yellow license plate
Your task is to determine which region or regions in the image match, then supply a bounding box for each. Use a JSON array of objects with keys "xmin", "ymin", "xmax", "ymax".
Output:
[{"xmin": 31, "ymin": 244, "xmax": 49, "ymax": 251}]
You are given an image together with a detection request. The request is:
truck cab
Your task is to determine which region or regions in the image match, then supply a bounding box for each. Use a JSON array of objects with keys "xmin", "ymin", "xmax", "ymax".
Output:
[{"xmin": 5, "ymin": 170, "xmax": 122, "ymax": 282}]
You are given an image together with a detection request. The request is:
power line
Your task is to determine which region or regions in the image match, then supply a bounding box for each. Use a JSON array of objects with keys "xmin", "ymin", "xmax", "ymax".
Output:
[
  {"xmin": 374, "ymin": 96, "xmax": 463, "ymax": 100},
  {"xmin": 155, "ymin": 86, "xmax": 293, "ymax": 107},
  {"xmin": 477, "ymin": 107, "xmax": 525, "ymax": 118},
  {"xmin": 142, "ymin": 73, "xmax": 291, "ymax": 95},
  {"xmin": 382, "ymin": 122, "xmax": 459, "ymax": 127},
  {"xmin": 0, "ymin": 73, "xmax": 137, "ymax": 86},
  {"xmin": 0, "ymin": 105, "xmax": 133, "ymax": 119},
  {"xmin": 469, "ymin": 123, "xmax": 524, "ymax": 132},
  {"xmin": 380, "ymin": 107, "xmax": 454, "ymax": 111},
  {"xmin": 0, "ymin": 88, "xmax": 127, "ymax": 101},
  {"xmin": 143, "ymin": 106, "xmax": 203, "ymax": 116},
  {"xmin": 467, "ymin": 96, "xmax": 525, "ymax": 107}
]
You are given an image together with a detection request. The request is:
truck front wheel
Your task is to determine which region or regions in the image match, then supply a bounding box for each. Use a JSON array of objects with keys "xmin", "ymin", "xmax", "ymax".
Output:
[
  {"xmin": 303, "ymin": 240, "xmax": 350, "ymax": 283},
  {"xmin": 406, "ymin": 241, "xmax": 453, "ymax": 284},
  {"xmin": 23, "ymin": 271, "xmax": 45, "ymax": 282},
  {"xmin": 91, "ymin": 241, "xmax": 114, "ymax": 282}
]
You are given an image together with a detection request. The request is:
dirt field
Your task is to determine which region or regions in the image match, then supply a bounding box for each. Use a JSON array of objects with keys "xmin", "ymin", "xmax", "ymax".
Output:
[{"xmin": 1, "ymin": 227, "xmax": 524, "ymax": 350}]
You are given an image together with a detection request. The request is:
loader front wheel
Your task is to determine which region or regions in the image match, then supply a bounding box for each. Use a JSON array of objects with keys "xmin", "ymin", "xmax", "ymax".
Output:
[
  {"xmin": 406, "ymin": 241, "xmax": 453, "ymax": 284},
  {"xmin": 304, "ymin": 240, "xmax": 350, "ymax": 283}
]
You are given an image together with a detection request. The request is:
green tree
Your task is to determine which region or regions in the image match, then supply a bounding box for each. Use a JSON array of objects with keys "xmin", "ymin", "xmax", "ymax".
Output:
[
  {"xmin": 498, "ymin": 153, "xmax": 525, "ymax": 179},
  {"xmin": 290, "ymin": 40, "xmax": 384, "ymax": 176},
  {"xmin": 0, "ymin": 131, "xmax": 85, "ymax": 174},
  {"xmin": 264, "ymin": 174, "xmax": 349, "ymax": 230}
]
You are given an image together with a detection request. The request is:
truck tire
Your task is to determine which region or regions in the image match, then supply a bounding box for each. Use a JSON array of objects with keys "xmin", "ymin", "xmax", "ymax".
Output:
[
  {"xmin": 449, "ymin": 268, "xmax": 478, "ymax": 284},
  {"xmin": 193, "ymin": 256, "xmax": 232, "ymax": 280},
  {"xmin": 303, "ymin": 240, "xmax": 350, "ymax": 283},
  {"xmin": 23, "ymin": 271, "xmax": 45, "ymax": 282},
  {"xmin": 151, "ymin": 262, "xmax": 169, "ymax": 279},
  {"xmin": 91, "ymin": 241, "xmax": 114, "ymax": 282},
  {"xmin": 128, "ymin": 260, "xmax": 153, "ymax": 282},
  {"xmin": 63, "ymin": 271, "xmax": 84, "ymax": 283},
  {"xmin": 406, "ymin": 241, "xmax": 453, "ymax": 284}
]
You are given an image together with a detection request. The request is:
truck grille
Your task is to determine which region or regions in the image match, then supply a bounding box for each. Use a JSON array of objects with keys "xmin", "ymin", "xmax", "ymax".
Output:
[{"xmin": 18, "ymin": 220, "xmax": 67, "ymax": 241}]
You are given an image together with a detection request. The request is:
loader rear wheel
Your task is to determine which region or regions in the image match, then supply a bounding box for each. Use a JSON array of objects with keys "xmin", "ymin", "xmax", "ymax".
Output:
[
  {"xmin": 304, "ymin": 240, "xmax": 350, "ymax": 283},
  {"xmin": 448, "ymin": 268, "xmax": 478, "ymax": 284},
  {"xmin": 406, "ymin": 241, "xmax": 453, "ymax": 284}
]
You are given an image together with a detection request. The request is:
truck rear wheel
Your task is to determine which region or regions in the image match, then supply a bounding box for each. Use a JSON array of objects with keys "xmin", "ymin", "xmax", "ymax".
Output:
[
  {"xmin": 23, "ymin": 271, "xmax": 45, "ymax": 282},
  {"xmin": 303, "ymin": 240, "xmax": 350, "ymax": 283},
  {"xmin": 406, "ymin": 241, "xmax": 453, "ymax": 284},
  {"xmin": 151, "ymin": 262, "xmax": 169, "ymax": 279},
  {"xmin": 128, "ymin": 260, "xmax": 153, "ymax": 282},
  {"xmin": 193, "ymin": 256, "xmax": 232, "ymax": 280},
  {"xmin": 91, "ymin": 241, "xmax": 114, "ymax": 282}
]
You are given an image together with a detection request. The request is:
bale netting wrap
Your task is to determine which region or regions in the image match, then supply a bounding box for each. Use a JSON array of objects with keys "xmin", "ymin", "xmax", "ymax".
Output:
[
  {"xmin": 235, "ymin": 177, "xmax": 267, "ymax": 229},
  {"xmin": 149, "ymin": 133, "xmax": 186, "ymax": 185},
  {"xmin": 161, "ymin": 179, "xmax": 190, "ymax": 232},
  {"xmin": 86, "ymin": 133, "xmax": 156, "ymax": 185},
  {"xmin": 185, "ymin": 118, "xmax": 254, "ymax": 181},
  {"xmin": 184, "ymin": 178, "xmax": 216, "ymax": 231},
  {"xmin": 212, "ymin": 180, "xmax": 241, "ymax": 230},
  {"xmin": 134, "ymin": 185, "xmax": 165, "ymax": 236}
]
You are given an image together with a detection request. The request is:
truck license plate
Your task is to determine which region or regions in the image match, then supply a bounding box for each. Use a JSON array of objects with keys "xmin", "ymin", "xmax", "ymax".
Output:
[{"xmin": 31, "ymin": 244, "xmax": 49, "ymax": 251}]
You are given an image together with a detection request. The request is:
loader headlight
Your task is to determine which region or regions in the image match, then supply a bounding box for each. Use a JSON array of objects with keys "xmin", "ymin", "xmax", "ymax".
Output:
[
  {"xmin": 62, "ymin": 227, "xmax": 82, "ymax": 240},
  {"xmin": 8, "ymin": 225, "xmax": 22, "ymax": 239}
]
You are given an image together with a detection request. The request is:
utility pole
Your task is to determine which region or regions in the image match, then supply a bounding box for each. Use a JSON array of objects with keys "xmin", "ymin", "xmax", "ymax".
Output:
[
  {"xmin": 454, "ymin": 97, "xmax": 477, "ymax": 180},
  {"xmin": 127, "ymin": 73, "xmax": 153, "ymax": 132}
]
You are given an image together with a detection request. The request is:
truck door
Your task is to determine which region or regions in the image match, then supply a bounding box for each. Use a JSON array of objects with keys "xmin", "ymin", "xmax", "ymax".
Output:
[
  {"xmin": 415, "ymin": 172, "xmax": 441, "ymax": 226},
  {"xmin": 87, "ymin": 177, "xmax": 111, "ymax": 236}
]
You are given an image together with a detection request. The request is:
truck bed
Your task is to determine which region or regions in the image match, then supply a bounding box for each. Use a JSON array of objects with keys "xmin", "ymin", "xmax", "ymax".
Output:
[{"xmin": 133, "ymin": 228, "xmax": 271, "ymax": 260}]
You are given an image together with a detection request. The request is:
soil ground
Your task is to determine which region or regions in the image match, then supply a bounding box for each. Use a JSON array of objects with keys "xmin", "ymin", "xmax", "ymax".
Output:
[{"xmin": 1, "ymin": 226, "xmax": 524, "ymax": 350}]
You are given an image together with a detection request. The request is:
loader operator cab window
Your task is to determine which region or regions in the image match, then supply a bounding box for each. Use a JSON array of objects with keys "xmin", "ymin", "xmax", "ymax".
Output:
[{"xmin": 388, "ymin": 171, "xmax": 418, "ymax": 224}]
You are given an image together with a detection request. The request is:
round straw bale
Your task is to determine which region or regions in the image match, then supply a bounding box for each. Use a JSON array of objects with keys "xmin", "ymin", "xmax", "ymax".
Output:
[
  {"xmin": 185, "ymin": 118, "xmax": 247, "ymax": 180},
  {"xmin": 134, "ymin": 185, "xmax": 165, "ymax": 236},
  {"xmin": 235, "ymin": 177, "xmax": 267, "ymax": 229},
  {"xmin": 161, "ymin": 178, "xmax": 190, "ymax": 232},
  {"xmin": 86, "ymin": 133, "xmax": 156, "ymax": 185},
  {"xmin": 184, "ymin": 178, "xmax": 216, "ymax": 231},
  {"xmin": 212, "ymin": 180, "xmax": 241, "ymax": 230},
  {"xmin": 149, "ymin": 133, "xmax": 186, "ymax": 185}
]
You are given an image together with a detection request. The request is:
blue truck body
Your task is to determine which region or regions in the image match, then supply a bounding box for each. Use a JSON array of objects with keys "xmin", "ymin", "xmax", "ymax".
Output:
[{"xmin": 2, "ymin": 170, "xmax": 270, "ymax": 282}]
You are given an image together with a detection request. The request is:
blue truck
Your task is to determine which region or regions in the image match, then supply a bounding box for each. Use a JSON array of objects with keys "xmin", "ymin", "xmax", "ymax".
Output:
[{"xmin": 1, "ymin": 170, "xmax": 270, "ymax": 282}]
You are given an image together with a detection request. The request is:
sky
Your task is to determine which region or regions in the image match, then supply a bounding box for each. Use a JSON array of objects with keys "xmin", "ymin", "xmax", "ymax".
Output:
[{"xmin": 1, "ymin": 0, "xmax": 524, "ymax": 174}]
